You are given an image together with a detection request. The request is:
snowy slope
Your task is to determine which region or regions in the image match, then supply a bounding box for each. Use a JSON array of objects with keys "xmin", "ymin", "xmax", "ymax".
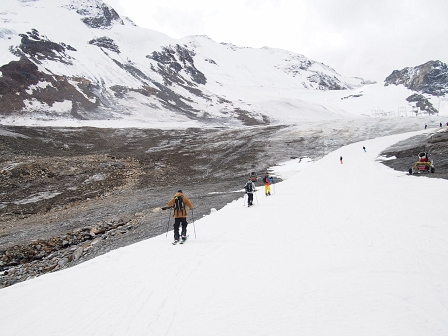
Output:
[
  {"xmin": 3, "ymin": 0, "xmax": 440, "ymax": 128},
  {"xmin": 1, "ymin": 129, "xmax": 447, "ymax": 335}
]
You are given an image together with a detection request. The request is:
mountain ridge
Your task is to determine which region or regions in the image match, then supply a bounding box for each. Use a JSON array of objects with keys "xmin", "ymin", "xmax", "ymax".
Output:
[
  {"xmin": 0, "ymin": 0, "xmax": 369, "ymax": 126},
  {"xmin": 0, "ymin": 0, "xmax": 447, "ymax": 126}
]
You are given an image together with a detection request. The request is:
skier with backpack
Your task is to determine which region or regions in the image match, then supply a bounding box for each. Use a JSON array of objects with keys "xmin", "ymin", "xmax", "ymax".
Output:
[
  {"xmin": 262, "ymin": 172, "xmax": 274, "ymax": 196},
  {"xmin": 244, "ymin": 178, "xmax": 256, "ymax": 206},
  {"xmin": 167, "ymin": 190, "xmax": 194, "ymax": 244}
]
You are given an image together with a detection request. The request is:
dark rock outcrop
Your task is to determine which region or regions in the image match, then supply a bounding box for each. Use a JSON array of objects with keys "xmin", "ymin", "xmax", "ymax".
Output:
[
  {"xmin": 384, "ymin": 60, "xmax": 448, "ymax": 95},
  {"xmin": 76, "ymin": 2, "xmax": 123, "ymax": 29},
  {"xmin": 89, "ymin": 36, "xmax": 120, "ymax": 53},
  {"xmin": 0, "ymin": 57, "xmax": 99, "ymax": 116},
  {"xmin": 148, "ymin": 44, "xmax": 207, "ymax": 86},
  {"xmin": 406, "ymin": 93, "xmax": 438, "ymax": 115},
  {"xmin": 13, "ymin": 29, "xmax": 75, "ymax": 65}
]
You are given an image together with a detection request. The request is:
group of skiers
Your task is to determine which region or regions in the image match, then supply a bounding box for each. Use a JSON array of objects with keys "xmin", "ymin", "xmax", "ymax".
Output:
[
  {"xmin": 244, "ymin": 172, "xmax": 274, "ymax": 207},
  {"xmin": 168, "ymin": 145, "xmax": 380, "ymax": 242},
  {"xmin": 165, "ymin": 172, "xmax": 275, "ymax": 243}
]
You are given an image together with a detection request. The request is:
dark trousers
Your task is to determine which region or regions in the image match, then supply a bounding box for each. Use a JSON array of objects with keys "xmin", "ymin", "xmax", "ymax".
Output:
[
  {"xmin": 247, "ymin": 193, "xmax": 254, "ymax": 205},
  {"xmin": 173, "ymin": 217, "xmax": 188, "ymax": 240}
]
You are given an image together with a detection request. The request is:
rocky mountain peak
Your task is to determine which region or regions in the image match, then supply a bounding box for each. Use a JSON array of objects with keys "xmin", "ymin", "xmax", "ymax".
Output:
[
  {"xmin": 64, "ymin": 0, "xmax": 123, "ymax": 28},
  {"xmin": 384, "ymin": 60, "xmax": 448, "ymax": 96}
]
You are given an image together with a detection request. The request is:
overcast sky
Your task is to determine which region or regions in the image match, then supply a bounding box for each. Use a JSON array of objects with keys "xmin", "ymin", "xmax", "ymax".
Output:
[{"xmin": 104, "ymin": 0, "xmax": 448, "ymax": 82}]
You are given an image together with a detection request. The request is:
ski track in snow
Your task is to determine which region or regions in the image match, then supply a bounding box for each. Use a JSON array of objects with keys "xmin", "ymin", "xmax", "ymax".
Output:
[{"xmin": 1, "ymin": 130, "xmax": 448, "ymax": 336}]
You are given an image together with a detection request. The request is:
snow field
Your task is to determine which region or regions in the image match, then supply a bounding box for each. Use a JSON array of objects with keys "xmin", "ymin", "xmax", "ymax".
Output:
[{"xmin": 0, "ymin": 130, "xmax": 448, "ymax": 335}]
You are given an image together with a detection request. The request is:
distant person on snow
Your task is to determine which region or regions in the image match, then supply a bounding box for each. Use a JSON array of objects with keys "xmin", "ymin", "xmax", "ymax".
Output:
[
  {"xmin": 167, "ymin": 190, "xmax": 194, "ymax": 243},
  {"xmin": 263, "ymin": 172, "xmax": 274, "ymax": 196},
  {"xmin": 244, "ymin": 178, "xmax": 256, "ymax": 206},
  {"xmin": 340, "ymin": 156, "xmax": 343, "ymax": 164},
  {"xmin": 363, "ymin": 146, "xmax": 366, "ymax": 152}
]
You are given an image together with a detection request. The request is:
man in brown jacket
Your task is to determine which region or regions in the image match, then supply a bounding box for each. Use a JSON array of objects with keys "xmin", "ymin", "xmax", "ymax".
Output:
[{"xmin": 167, "ymin": 190, "xmax": 194, "ymax": 243}]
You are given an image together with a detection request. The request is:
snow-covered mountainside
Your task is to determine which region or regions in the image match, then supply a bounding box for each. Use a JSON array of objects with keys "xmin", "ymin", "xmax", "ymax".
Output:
[
  {"xmin": 0, "ymin": 0, "xmax": 374, "ymax": 127},
  {"xmin": 0, "ymin": 0, "xmax": 446, "ymax": 127}
]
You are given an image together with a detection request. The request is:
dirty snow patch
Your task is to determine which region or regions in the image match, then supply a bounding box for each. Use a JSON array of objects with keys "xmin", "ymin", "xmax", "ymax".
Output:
[
  {"xmin": 83, "ymin": 173, "xmax": 107, "ymax": 184},
  {"xmin": 13, "ymin": 191, "xmax": 61, "ymax": 205}
]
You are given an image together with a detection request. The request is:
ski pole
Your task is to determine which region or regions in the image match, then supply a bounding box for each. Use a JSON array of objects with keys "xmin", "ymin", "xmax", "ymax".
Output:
[
  {"xmin": 165, "ymin": 208, "xmax": 172, "ymax": 237},
  {"xmin": 254, "ymin": 190, "xmax": 259, "ymax": 205},
  {"xmin": 243, "ymin": 193, "xmax": 246, "ymax": 206},
  {"xmin": 191, "ymin": 209, "xmax": 197, "ymax": 239}
]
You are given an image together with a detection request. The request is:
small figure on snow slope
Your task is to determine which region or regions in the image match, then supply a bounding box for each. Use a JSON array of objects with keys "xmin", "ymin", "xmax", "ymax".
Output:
[
  {"xmin": 244, "ymin": 178, "xmax": 256, "ymax": 206},
  {"xmin": 167, "ymin": 190, "xmax": 194, "ymax": 243},
  {"xmin": 263, "ymin": 172, "xmax": 274, "ymax": 196}
]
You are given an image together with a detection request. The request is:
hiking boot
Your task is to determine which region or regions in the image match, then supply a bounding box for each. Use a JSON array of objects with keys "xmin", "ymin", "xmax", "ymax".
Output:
[{"xmin": 181, "ymin": 235, "xmax": 187, "ymax": 241}]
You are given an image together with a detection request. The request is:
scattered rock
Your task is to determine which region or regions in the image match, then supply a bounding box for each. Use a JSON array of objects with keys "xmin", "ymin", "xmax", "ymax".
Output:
[
  {"xmin": 58, "ymin": 258, "xmax": 69, "ymax": 268},
  {"xmin": 72, "ymin": 247, "xmax": 83, "ymax": 261}
]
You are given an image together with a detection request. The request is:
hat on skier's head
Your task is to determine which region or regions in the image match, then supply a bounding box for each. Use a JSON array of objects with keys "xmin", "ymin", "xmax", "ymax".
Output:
[{"xmin": 177, "ymin": 189, "xmax": 182, "ymax": 193}]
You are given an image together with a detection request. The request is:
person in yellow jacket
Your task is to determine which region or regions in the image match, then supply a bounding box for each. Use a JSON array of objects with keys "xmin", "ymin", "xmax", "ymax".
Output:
[
  {"xmin": 167, "ymin": 190, "xmax": 194, "ymax": 243},
  {"xmin": 263, "ymin": 172, "xmax": 274, "ymax": 196}
]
